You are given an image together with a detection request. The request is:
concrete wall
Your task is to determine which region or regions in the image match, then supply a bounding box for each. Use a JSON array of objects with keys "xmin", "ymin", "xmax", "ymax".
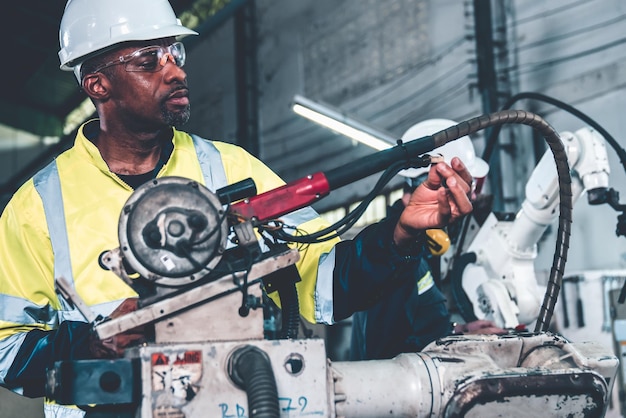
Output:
[
  {"xmin": 506, "ymin": 0, "xmax": 626, "ymax": 274},
  {"xmin": 184, "ymin": 0, "xmax": 481, "ymax": 211},
  {"xmin": 183, "ymin": 0, "xmax": 626, "ymax": 274}
]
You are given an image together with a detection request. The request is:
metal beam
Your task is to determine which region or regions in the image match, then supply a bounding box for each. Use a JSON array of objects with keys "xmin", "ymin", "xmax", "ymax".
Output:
[
  {"xmin": 234, "ymin": 0, "xmax": 260, "ymax": 157},
  {"xmin": 473, "ymin": 0, "xmax": 504, "ymax": 211}
]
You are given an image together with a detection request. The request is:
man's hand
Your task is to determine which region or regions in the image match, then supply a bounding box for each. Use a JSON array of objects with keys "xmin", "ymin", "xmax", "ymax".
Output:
[
  {"xmin": 454, "ymin": 319, "xmax": 507, "ymax": 335},
  {"xmin": 89, "ymin": 298, "xmax": 147, "ymax": 359},
  {"xmin": 394, "ymin": 157, "xmax": 474, "ymax": 246}
]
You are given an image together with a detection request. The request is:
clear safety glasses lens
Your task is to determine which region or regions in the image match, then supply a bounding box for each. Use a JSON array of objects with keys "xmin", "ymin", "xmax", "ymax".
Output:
[
  {"xmin": 123, "ymin": 42, "xmax": 186, "ymax": 72},
  {"xmin": 91, "ymin": 42, "xmax": 186, "ymax": 74}
]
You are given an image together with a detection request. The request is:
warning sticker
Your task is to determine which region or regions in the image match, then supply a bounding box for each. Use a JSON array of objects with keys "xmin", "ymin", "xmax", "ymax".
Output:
[
  {"xmin": 174, "ymin": 350, "xmax": 202, "ymax": 365},
  {"xmin": 151, "ymin": 351, "xmax": 202, "ymax": 401},
  {"xmin": 152, "ymin": 353, "xmax": 169, "ymax": 366}
]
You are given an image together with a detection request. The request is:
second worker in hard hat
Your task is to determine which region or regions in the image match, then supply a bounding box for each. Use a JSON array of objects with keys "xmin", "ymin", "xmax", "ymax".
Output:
[{"xmin": 350, "ymin": 118, "xmax": 505, "ymax": 361}]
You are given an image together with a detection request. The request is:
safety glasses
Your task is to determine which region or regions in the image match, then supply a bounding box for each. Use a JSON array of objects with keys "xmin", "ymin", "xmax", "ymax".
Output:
[{"xmin": 91, "ymin": 42, "xmax": 186, "ymax": 74}]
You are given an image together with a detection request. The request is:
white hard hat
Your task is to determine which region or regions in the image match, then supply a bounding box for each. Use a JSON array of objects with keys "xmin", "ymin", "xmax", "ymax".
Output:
[
  {"xmin": 399, "ymin": 118, "xmax": 489, "ymax": 179},
  {"xmin": 59, "ymin": 0, "xmax": 198, "ymax": 80}
]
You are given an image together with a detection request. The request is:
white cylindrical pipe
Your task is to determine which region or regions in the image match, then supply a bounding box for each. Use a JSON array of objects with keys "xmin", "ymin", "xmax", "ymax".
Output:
[{"xmin": 331, "ymin": 353, "xmax": 440, "ymax": 417}]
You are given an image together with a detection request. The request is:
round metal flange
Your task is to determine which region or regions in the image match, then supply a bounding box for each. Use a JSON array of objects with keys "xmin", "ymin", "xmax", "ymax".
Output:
[{"xmin": 118, "ymin": 176, "xmax": 228, "ymax": 286}]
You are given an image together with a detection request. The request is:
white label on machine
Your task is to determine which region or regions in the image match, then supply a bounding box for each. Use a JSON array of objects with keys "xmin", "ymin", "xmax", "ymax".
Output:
[{"xmin": 151, "ymin": 351, "xmax": 203, "ymax": 400}]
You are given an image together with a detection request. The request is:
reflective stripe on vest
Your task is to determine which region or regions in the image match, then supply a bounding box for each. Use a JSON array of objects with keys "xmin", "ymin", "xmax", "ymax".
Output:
[
  {"xmin": 190, "ymin": 135, "xmax": 319, "ymax": 226},
  {"xmin": 33, "ymin": 161, "xmax": 74, "ymax": 313},
  {"xmin": 30, "ymin": 135, "xmax": 320, "ymax": 325},
  {"xmin": 25, "ymin": 135, "xmax": 225, "ymax": 325},
  {"xmin": 191, "ymin": 134, "xmax": 227, "ymax": 191},
  {"xmin": 31, "ymin": 136, "xmax": 224, "ymax": 291}
]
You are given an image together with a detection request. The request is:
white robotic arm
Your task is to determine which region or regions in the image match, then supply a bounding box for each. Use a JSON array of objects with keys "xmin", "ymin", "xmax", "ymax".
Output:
[{"xmin": 458, "ymin": 127, "xmax": 610, "ymax": 328}]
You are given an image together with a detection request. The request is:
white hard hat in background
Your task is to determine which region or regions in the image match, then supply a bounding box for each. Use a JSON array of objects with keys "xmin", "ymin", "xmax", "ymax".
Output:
[
  {"xmin": 399, "ymin": 118, "xmax": 489, "ymax": 180},
  {"xmin": 59, "ymin": 0, "xmax": 198, "ymax": 81}
]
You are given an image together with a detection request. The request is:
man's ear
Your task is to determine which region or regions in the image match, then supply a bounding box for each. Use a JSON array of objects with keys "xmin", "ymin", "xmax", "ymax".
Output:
[{"xmin": 81, "ymin": 73, "xmax": 110, "ymax": 100}]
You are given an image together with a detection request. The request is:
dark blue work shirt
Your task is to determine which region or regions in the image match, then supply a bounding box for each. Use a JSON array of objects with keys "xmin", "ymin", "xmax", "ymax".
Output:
[{"xmin": 350, "ymin": 201, "xmax": 453, "ymax": 360}]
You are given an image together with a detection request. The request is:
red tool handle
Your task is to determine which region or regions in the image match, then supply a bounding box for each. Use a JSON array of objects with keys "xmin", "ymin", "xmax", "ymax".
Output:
[{"xmin": 230, "ymin": 172, "xmax": 330, "ymax": 222}]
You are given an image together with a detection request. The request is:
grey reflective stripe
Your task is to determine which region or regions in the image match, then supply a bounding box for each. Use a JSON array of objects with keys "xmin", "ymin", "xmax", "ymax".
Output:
[
  {"xmin": 283, "ymin": 207, "xmax": 332, "ymax": 324},
  {"xmin": 191, "ymin": 134, "xmax": 228, "ymax": 191},
  {"xmin": 33, "ymin": 161, "xmax": 74, "ymax": 313},
  {"xmin": 31, "ymin": 161, "xmax": 126, "ymax": 321},
  {"xmin": 0, "ymin": 333, "xmax": 26, "ymax": 384},
  {"xmin": 0, "ymin": 293, "xmax": 125, "ymax": 327},
  {"xmin": 314, "ymin": 248, "xmax": 336, "ymax": 325},
  {"xmin": 0, "ymin": 294, "xmax": 59, "ymax": 327},
  {"xmin": 280, "ymin": 207, "xmax": 320, "ymax": 228},
  {"xmin": 190, "ymin": 135, "xmax": 319, "ymax": 226},
  {"xmin": 31, "ymin": 136, "xmax": 223, "ymax": 284}
]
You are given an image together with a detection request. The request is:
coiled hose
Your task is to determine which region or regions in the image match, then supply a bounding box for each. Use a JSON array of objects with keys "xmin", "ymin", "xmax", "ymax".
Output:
[{"xmin": 228, "ymin": 345, "xmax": 280, "ymax": 418}]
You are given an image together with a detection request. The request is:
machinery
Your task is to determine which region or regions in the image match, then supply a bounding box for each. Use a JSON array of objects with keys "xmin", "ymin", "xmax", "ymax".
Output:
[
  {"xmin": 449, "ymin": 126, "xmax": 612, "ymax": 329},
  {"xmin": 46, "ymin": 110, "xmax": 619, "ymax": 417}
]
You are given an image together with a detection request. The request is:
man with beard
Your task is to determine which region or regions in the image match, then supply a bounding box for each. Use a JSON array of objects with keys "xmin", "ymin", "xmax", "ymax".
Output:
[{"xmin": 0, "ymin": 1, "xmax": 474, "ymax": 416}]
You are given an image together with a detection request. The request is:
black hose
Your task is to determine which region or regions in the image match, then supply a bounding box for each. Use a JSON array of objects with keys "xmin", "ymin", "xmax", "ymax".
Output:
[
  {"xmin": 278, "ymin": 109, "xmax": 569, "ymax": 332},
  {"xmin": 278, "ymin": 283, "xmax": 300, "ymax": 339},
  {"xmin": 228, "ymin": 345, "xmax": 280, "ymax": 418},
  {"xmin": 262, "ymin": 263, "xmax": 301, "ymax": 339},
  {"xmin": 482, "ymin": 91, "xmax": 626, "ymax": 172},
  {"xmin": 427, "ymin": 110, "xmax": 571, "ymax": 332},
  {"xmin": 403, "ymin": 110, "xmax": 571, "ymax": 331},
  {"xmin": 449, "ymin": 252, "xmax": 479, "ymax": 323}
]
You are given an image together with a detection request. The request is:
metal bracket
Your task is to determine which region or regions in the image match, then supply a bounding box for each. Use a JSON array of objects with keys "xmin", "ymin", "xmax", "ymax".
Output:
[
  {"xmin": 55, "ymin": 276, "xmax": 99, "ymax": 324},
  {"xmin": 94, "ymin": 247, "xmax": 300, "ymax": 340}
]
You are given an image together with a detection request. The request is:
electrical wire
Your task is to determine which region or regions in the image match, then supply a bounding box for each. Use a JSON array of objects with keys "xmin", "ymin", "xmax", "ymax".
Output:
[
  {"xmin": 269, "ymin": 159, "xmax": 413, "ymax": 244},
  {"xmin": 262, "ymin": 36, "xmax": 472, "ymax": 146},
  {"xmin": 517, "ymin": 14, "xmax": 626, "ymax": 52},
  {"xmin": 392, "ymin": 78, "xmax": 474, "ymax": 129},
  {"xmin": 510, "ymin": 37, "xmax": 626, "ymax": 77},
  {"xmin": 372, "ymin": 61, "xmax": 473, "ymax": 122},
  {"xmin": 482, "ymin": 91, "xmax": 626, "ymax": 171},
  {"xmin": 278, "ymin": 110, "xmax": 571, "ymax": 331},
  {"xmin": 513, "ymin": 0, "xmax": 596, "ymax": 26},
  {"xmin": 360, "ymin": 39, "xmax": 469, "ymax": 116}
]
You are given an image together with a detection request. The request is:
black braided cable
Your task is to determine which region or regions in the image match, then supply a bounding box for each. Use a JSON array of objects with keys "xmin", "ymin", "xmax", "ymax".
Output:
[{"xmin": 429, "ymin": 110, "xmax": 572, "ymax": 332}]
